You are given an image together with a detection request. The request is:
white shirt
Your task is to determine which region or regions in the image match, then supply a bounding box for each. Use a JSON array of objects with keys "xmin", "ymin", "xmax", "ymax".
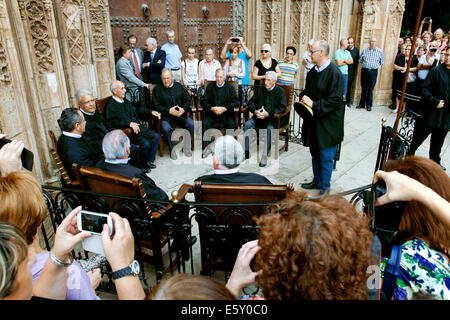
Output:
[
  {"xmin": 303, "ymin": 51, "xmax": 315, "ymax": 71},
  {"xmin": 105, "ymin": 158, "xmax": 130, "ymax": 165},
  {"xmin": 315, "ymin": 59, "xmax": 331, "ymax": 72},
  {"xmin": 214, "ymin": 166, "xmax": 240, "ymax": 175},
  {"xmin": 62, "ymin": 131, "xmax": 82, "ymax": 139},
  {"xmin": 112, "ymin": 96, "xmax": 124, "ymax": 103}
]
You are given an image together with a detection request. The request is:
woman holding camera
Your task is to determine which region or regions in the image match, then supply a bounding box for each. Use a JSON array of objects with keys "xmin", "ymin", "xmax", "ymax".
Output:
[{"xmin": 375, "ymin": 156, "xmax": 450, "ymax": 300}]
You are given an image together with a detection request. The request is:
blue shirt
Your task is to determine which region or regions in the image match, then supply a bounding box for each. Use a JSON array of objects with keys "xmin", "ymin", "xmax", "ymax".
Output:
[
  {"xmin": 227, "ymin": 50, "xmax": 250, "ymax": 85},
  {"xmin": 334, "ymin": 49, "xmax": 352, "ymax": 75},
  {"xmin": 161, "ymin": 42, "xmax": 182, "ymax": 69},
  {"xmin": 360, "ymin": 47, "xmax": 384, "ymax": 69}
]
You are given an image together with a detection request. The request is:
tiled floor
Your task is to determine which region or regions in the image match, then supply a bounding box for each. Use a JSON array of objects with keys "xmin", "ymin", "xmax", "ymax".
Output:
[{"xmin": 97, "ymin": 104, "xmax": 450, "ymax": 299}]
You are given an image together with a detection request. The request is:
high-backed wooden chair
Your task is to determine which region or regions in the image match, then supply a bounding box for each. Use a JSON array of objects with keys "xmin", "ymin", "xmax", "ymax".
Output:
[
  {"xmin": 276, "ymin": 84, "xmax": 294, "ymax": 153},
  {"xmin": 48, "ymin": 130, "xmax": 79, "ymax": 188},
  {"xmin": 72, "ymin": 164, "xmax": 189, "ymax": 281},
  {"xmin": 192, "ymin": 181, "xmax": 292, "ymax": 275}
]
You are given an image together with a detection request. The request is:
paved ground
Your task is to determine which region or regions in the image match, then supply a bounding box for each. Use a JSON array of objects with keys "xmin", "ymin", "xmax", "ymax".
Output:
[{"xmin": 97, "ymin": 104, "xmax": 450, "ymax": 299}]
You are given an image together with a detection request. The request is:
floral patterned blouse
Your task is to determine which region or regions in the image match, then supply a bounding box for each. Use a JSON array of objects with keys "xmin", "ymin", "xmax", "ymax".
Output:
[{"xmin": 381, "ymin": 238, "xmax": 450, "ymax": 300}]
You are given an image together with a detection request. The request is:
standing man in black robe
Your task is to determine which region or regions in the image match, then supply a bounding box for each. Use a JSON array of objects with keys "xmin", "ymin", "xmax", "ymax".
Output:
[
  {"xmin": 295, "ymin": 40, "xmax": 345, "ymax": 195},
  {"xmin": 201, "ymin": 68, "xmax": 239, "ymax": 152},
  {"xmin": 346, "ymin": 37, "xmax": 359, "ymax": 108},
  {"xmin": 105, "ymin": 80, "xmax": 160, "ymax": 172},
  {"xmin": 243, "ymin": 71, "xmax": 286, "ymax": 167},
  {"xmin": 152, "ymin": 68, "xmax": 194, "ymax": 160}
]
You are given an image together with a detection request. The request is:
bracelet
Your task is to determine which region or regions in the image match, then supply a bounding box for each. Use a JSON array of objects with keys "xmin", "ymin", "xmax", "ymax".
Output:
[{"xmin": 49, "ymin": 250, "xmax": 73, "ymax": 267}]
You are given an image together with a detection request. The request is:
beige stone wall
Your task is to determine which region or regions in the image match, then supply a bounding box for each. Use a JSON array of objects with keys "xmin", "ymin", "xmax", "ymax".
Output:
[
  {"xmin": 246, "ymin": 0, "xmax": 405, "ymax": 106},
  {"xmin": 0, "ymin": 0, "xmax": 115, "ymax": 183}
]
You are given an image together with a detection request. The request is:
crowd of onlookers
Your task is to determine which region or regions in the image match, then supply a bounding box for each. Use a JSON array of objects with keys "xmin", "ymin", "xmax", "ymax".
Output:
[
  {"xmin": 1, "ymin": 126, "xmax": 449, "ymax": 300},
  {"xmin": 392, "ymin": 20, "xmax": 448, "ymax": 113}
]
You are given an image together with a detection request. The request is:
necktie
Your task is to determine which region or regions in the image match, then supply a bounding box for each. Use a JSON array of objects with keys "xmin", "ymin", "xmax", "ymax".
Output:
[
  {"xmin": 150, "ymin": 52, "xmax": 154, "ymax": 61},
  {"xmin": 132, "ymin": 50, "xmax": 140, "ymax": 78}
]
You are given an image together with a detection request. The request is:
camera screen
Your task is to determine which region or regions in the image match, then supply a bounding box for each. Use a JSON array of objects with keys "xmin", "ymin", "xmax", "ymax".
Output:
[{"xmin": 81, "ymin": 213, "xmax": 107, "ymax": 234}]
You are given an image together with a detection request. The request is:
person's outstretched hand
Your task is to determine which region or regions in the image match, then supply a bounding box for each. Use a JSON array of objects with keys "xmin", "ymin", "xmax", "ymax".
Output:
[
  {"xmin": 226, "ymin": 240, "xmax": 262, "ymax": 298},
  {"xmin": 52, "ymin": 206, "xmax": 92, "ymax": 262},
  {"xmin": 373, "ymin": 170, "xmax": 424, "ymax": 206},
  {"xmin": 0, "ymin": 139, "xmax": 24, "ymax": 176},
  {"xmin": 101, "ymin": 212, "xmax": 134, "ymax": 272}
]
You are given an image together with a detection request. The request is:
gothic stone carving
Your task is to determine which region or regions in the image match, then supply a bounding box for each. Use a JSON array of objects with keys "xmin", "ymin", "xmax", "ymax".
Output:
[
  {"xmin": 61, "ymin": 1, "xmax": 87, "ymax": 66},
  {"xmin": 290, "ymin": 0, "xmax": 312, "ymax": 47},
  {"xmin": 389, "ymin": 0, "xmax": 405, "ymax": 38},
  {"xmin": 87, "ymin": 0, "xmax": 108, "ymax": 59},
  {"xmin": 319, "ymin": 0, "xmax": 339, "ymax": 43},
  {"xmin": 233, "ymin": 0, "xmax": 246, "ymax": 37},
  {"xmin": 0, "ymin": 34, "xmax": 12, "ymax": 88},
  {"xmin": 19, "ymin": 0, "xmax": 55, "ymax": 73},
  {"xmin": 261, "ymin": 0, "xmax": 282, "ymax": 45},
  {"xmin": 362, "ymin": 0, "xmax": 380, "ymax": 39}
]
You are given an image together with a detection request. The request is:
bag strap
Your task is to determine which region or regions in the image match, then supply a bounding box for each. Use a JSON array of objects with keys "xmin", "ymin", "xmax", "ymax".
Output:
[{"xmin": 381, "ymin": 244, "xmax": 402, "ymax": 300}]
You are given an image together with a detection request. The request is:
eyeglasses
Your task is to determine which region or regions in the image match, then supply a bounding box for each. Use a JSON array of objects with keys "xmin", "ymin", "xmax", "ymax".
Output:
[
  {"xmin": 311, "ymin": 49, "xmax": 321, "ymax": 54},
  {"xmin": 260, "ymin": 50, "xmax": 270, "ymax": 53},
  {"xmin": 81, "ymin": 99, "xmax": 96, "ymax": 105}
]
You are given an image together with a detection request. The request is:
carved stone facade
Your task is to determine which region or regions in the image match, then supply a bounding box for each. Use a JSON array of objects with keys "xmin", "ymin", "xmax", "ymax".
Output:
[
  {"xmin": 0, "ymin": 0, "xmax": 115, "ymax": 183},
  {"xmin": 0, "ymin": 0, "xmax": 404, "ymax": 182},
  {"xmin": 247, "ymin": 0, "xmax": 405, "ymax": 103}
]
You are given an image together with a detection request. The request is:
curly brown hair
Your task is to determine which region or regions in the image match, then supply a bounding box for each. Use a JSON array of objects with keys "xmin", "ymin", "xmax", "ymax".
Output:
[
  {"xmin": 383, "ymin": 156, "xmax": 450, "ymax": 257},
  {"xmin": 255, "ymin": 190, "xmax": 375, "ymax": 300}
]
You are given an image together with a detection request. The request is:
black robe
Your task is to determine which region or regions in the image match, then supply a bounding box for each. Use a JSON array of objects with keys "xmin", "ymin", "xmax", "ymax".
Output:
[
  {"xmin": 57, "ymin": 134, "xmax": 100, "ymax": 180},
  {"xmin": 419, "ymin": 63, "xmax": 450, "ymax": 129},
  {"xmin": 96, "ymin": 159, "xmax": 168, "ymax": 201},
  {"xmin": 81, "ymin": 110, "xmax": 110, "ymax": 158},
  {"xmin": 298, "ymin": 62, "xmax": 345, "ymax": 150},
  {"xmin": 201, "ymin": 82, "xmax": 239, "ymax": 132},
  {"xmin": 195, "ymin": 172, "xmax": 272, "ymax": 185},
  {"xmin": 248, "ymin": 85, "xmax": 287, "ymax": 128},
  {"xmin": 105, "ymin": 97, "xmax": 156, "ymax": 145},
  {"xmin": 152, "ymin": 82, "xmax": 191, "ymax": 128}
]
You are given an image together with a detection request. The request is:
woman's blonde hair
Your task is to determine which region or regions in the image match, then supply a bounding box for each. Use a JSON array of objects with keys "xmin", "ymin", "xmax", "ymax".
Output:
[{"xmin": 0, "ymin": 171, "xmax": 47, "ymax": 244}]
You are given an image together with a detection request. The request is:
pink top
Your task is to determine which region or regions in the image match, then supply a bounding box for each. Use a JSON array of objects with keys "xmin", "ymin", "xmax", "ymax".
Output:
[{"xmin": 199, "ymin": 59, "xmax": 222, "ymax": 82}]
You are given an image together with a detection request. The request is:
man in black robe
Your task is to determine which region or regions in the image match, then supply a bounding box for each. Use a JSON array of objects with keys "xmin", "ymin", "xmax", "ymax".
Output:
[
  {"xmin": 200, "ymin": 68, "xmax": 239, "ymax": 151},
  {"xmin": 105, "ymin": 80, "xmax": 160, "ymax": 172},
  {"xmin": 152, "ymin": 68, "xmax": 194, "ymax": 160},
  {"xmin": 96, "ymin": 130, "xmax": 168, "ymax": 200},
  {"xmin": 408, "ymin": 45, "xmax": 450, "ymax": 170},
  {"xmin": 196, "ymin": 135, "xmax": 272, "ymax": 185},
  {"xmin": 57, "ymin": 107, "xmax": 100, "ymax": 180},
  {"xmin": 295, "ymin": 40, "xmax": 345, "ymax": 195},
  {"xmin": 243, "ymin": 71, "xmax": 287, "ymax": 167}
]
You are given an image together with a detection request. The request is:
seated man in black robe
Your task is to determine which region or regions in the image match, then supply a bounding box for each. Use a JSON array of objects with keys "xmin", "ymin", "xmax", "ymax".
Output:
[
  {"xmin": 57, "ymin": 107, "xmax": 101, "ymax": 180},
  {"xmin": 243, "ymin": 71, "xmax": 287, "ymax": 167},
  {"xmin": 76, "ymin": 88, "xmax": 141, "ymax": 169},
  {"xmin": 200, "ymin": 68, "xmax": 239, "ymax": 153},
  {"xmin": 196, "ymin": 135, "xmax": 272, "ymax": 185},
  {"xmin": 96, "ymin": 129, "xmax": 168, "ymax": 200},
  {"xmin": 105, "ymin": 80, "xmax": 160, "ymax": 172},
  {"xmin": 152, "ymin": 68, "xmax": 194, "ymax": 160}
]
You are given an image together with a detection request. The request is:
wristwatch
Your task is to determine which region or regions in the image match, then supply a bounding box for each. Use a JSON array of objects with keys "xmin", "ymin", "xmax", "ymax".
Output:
[{"xmin": 111, "ymin": 260, "xmax": 140, "ymax": 280}]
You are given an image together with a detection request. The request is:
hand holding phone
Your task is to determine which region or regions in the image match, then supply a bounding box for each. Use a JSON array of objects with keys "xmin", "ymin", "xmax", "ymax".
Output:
[
  {"xmin": 77, "ymin": 210, "xmax": 114, "ymax": 255},
  {"xmin": 0, "ymin": 138, "xmax": 33, "ymax": 174}
]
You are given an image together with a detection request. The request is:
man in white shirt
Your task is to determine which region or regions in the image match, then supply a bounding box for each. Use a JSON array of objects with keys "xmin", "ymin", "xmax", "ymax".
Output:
[{"xmin": 199, "ymin": 48, "xmax": 222, "ymax": 87}]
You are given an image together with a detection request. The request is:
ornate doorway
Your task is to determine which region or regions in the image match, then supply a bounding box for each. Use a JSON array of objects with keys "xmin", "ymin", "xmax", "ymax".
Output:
[{"xmin": 108, "ymin": 0, "xmax": 245, "ymax": 60}]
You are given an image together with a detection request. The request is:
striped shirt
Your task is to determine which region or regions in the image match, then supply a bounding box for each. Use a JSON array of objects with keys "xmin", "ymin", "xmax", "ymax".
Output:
[
  {"xmin": 277, "ymin": 59, "xmax": 298, "ymax": 86},
  {"xmin": 360, "ymin": 47, "xmax": 384, "ymax": 69}
]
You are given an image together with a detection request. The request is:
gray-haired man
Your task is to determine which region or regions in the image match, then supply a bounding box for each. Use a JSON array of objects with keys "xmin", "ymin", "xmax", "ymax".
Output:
[
  {"xmin": 243, "ymin": 71, "xmax": 287, "ymax": 167},
  {"xmin": 96, "ymin": 130, "xmax": 168, "ymax": 200},
  {"xmin": 196, "ymin": 136, "xmax": 272, "ymax": 184}
]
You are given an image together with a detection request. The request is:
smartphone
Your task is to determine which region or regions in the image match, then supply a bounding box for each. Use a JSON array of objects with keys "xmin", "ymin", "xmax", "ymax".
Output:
[
  {"xmin": 77, "ymin": 210, "xmax": 114, "ymax": 255},
  {"xmin": 231, "ymin": 38, "xmax": 240, "ymax": 42},
  {"xmin": 77, "ymin": 210, "xmax": 114, "ymax": 235},
  {"xmin": 0, "ymin": 138, "xmax": 34, "ymax": 171}
]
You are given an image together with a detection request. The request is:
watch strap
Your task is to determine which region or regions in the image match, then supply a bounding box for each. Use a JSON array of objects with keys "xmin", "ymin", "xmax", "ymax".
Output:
[{"xmin": 112, "ymin": 266, "xmax": 132, "ymax": 280}]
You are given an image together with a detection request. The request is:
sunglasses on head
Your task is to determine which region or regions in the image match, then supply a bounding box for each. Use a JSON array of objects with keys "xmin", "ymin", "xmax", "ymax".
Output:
[{"xmin": 261, "ymin": 49, "xmax": 270, "ymax": 53}]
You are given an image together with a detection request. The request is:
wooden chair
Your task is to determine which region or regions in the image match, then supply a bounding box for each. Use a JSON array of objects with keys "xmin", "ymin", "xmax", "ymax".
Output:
[
  {"xmin": 191, "ymin": 181, "xmax": 292, "ymax": 276},
  {"xmin": 48, "ymin": 130, "xmax": 79, "ymax": 188},
  {"xmin": 72, "ymin": 164, "xmax": 190, "ymax": 281},
  {"xmin": 275, "ymin": 84, "xmax": 294, "ymax": 153}
]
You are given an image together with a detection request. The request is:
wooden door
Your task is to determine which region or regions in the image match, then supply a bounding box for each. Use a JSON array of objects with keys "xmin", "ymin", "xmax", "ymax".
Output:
[{"xmin": 108, "ymin": 0, "xmax": 239, "ymax": 62}]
